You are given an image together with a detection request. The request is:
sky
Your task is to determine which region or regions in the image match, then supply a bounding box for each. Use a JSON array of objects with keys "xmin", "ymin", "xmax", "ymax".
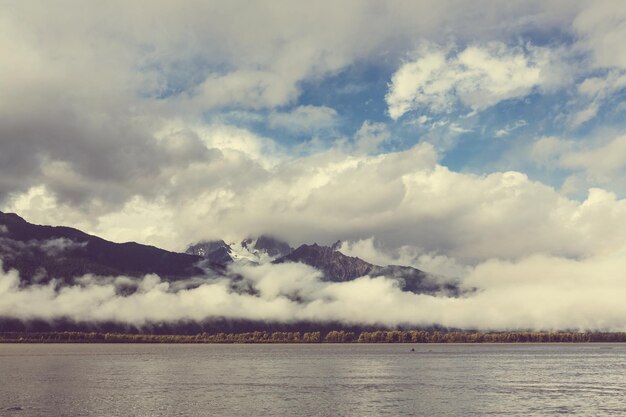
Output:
[{"xmin": 1, "ymin": 1, "xmax": 626, "ymax": 329}]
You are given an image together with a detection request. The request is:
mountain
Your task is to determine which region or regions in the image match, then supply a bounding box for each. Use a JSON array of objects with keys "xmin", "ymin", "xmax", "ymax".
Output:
[
  {"xmin": 276, "ymin": 243, "xmax": 374, "ymax": 281},
  {"xmin": 186, "ymin": 235, "xmax": 293, "ymax": 267},
  {"xmin": 370, "ymin": 265, "xmax": 460, "ymax": 296},
  {"xmin": 275, "ymin": 243, "xmax": 459, "ymax": 296},
  {"xmin": 244, "ymin": 235, "xmax": 292, "ymax": 258},
  {"xmin": 186, "ymin": 240, "xmax": 234, "ymax": 266},
  {"xmin": 1, "ymin": 211, "xmax": 458, "ymax": 296},
  {"xmin": 0, "ymin": 211, "xmax": 204, "ymax": 284},
  {"xmin": 185, "ymin": 237, "xmax": 459, "ymax": 296}
]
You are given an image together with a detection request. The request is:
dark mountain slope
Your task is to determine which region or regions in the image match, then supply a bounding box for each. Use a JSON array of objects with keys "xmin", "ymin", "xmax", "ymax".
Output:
[
  {"xmin": 0, "ymin": 211, "xmax": 203, "ymax": 283},
  {"xmin": 248, "ymin": 235, "xmax": 292, "ymax": 257},
  {"xmin": 186, "ymin": 240, "xmax": 234, "ymax": 265},
  {"xmin": 276, "ymin": 243, "xmax": 374, "ymax": 281},
  {"xmin": 275, "ymin": 243, "xmax": 458, "ymax": 295}
]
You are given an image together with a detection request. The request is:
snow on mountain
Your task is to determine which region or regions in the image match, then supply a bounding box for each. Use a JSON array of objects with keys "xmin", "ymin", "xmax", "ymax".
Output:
[{"xmin": 186, "ymin": 235, "xmax": 293, "ymax": 267}]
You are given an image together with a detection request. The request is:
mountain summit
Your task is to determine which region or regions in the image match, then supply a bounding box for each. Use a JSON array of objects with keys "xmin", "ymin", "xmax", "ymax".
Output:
[
  {"xmin": 186, "ymin": 235, "xmax": 292, "ymax": 267},
  {"xmin": 274, "ymin": 243, "xmax": 458, "ymax": 295},
  {"xmin": 275, "ymin": 243, "xmax": 373, "ymax": 281}
]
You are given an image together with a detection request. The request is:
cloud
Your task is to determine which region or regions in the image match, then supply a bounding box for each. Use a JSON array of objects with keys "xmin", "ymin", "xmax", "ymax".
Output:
[
  {"xmin": 3, "ymin": 252, "xmax": 626, "ymax": 331},
  {"xmin": 494, "ymin": 120, "xmax": 527, "ymax": 138},
  {"xmin": 339, "ymin": 238, "xmax": 471, "ymax": 280},
  {"xmin": 573, "ymin": 0, "xmax": 626, "ymax": 70},
  {"xmin": 529, "ymin": 136, "xmax": 573, "ymax": 168},
  {"xmin": 568, "ymin": 103, "xmax": 600, "ymax": 128},
  {"xmin": 39, "ymin": 238, "xmax": 88, "ymax": 256},
  {"xmin": 6, "ymin": 131, "xmax": 626, "ymax": 267},
  {"xmin": 7, "ymin": 136, "xmax": 626, "ymax": 271},
  {"xmin": 0, "ymin": 236, "xmax": 86, "ymax": 255},
  {"xmin": 190, "ymin": 69, "xmax": 307, "ymax": 110},
  {"xmin": 0, "ymin": 0, "xmax": 607, "ymax": 215},
  {"xmin": 190, "ymin": 123, "xmax": 283, "ymax": 166},
  {"xmin": 268, "ymin": 105, "xmax": 338, "ymax": 133},
  {"xmin": 353, "ymin": 121, "xmax": 391, "ymax": 154},
  {"xmin": 569, "ymin": 71, "xmax": 626, "ymax": 128},
  {"xmin": 529, "ymin": 133, "xmax": 626, "ymax": 192},
  {"xmin": 577, "ymin": 72, "xmax": 626, "ymax": 98},
  {"xmin": 449, "ymin": 123, "xmax": 473, "ymax": 134},
  {"xmin": 560, "ymin": 134, "xmax": 626, "ymax": 179},
  {"xmin": 386, "ymin": 42, "xmax": 556, "ymax": 119}
]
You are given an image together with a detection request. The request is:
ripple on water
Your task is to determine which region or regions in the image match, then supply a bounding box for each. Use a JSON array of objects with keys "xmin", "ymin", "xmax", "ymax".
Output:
[{"xmin": 0, "ymin": 344, "xmax": 625, "ymax": 416}]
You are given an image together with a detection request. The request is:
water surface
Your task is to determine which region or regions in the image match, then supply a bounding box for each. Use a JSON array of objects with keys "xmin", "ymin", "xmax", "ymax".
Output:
[{"xmin": 1, "ymin": 344, "xmax": 625, "ymax": 416}]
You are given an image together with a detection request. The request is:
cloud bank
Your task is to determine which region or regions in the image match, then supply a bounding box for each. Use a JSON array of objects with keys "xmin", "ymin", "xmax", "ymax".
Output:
[
  {"xmin": 7, "ymin": 137, "xmax": 626, "ymax": 264},
  {"xmin": 2, "ymin": 254, "xmax": 626, "ymax": 331}
]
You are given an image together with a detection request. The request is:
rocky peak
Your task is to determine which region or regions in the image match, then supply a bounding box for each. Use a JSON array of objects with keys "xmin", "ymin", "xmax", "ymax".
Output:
[
  {"xmin": 251, "ymin": 235, "xmax": 292, "ymax": 257},
  {"xmin": 275, "ymin": 243, "xmax": 374, "ymax": 281},
  {"xmin": 185, "ymin": 240, "xmax": 233, "ymax": 265},
  {"xmin": 274, "ymin": 241, "xmax": 458, "ymax": 296},
  {"xmin": 185, "ymin": 240, "xmax": 230, "ymax": 257}
]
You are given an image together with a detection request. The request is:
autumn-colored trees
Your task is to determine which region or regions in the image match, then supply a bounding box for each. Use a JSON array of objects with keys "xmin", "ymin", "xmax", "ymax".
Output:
[
  {"xmin": 324, "ymin": 331, "xmax": 356, "ymax": 342},
  {"xmin": 1, "ymin": 330, "xmax": 626, "ymax": 343}
]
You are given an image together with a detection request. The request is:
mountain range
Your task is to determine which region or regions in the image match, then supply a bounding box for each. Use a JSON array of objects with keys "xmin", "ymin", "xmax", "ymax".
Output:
[{"xmin": 0, "ymin": 211, "xmax": 457, "ymax": 296}]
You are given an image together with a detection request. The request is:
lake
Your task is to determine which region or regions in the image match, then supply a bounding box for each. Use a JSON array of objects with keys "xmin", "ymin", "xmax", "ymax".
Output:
[{"xmin": 0, "ymin": 344, "xmax": 625, "ymax": 416}]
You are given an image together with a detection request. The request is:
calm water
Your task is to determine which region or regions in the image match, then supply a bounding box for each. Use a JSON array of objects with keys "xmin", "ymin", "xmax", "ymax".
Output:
[{"xmin": 0, "ymin": 344, "xmax": 625, "ymax": 416}]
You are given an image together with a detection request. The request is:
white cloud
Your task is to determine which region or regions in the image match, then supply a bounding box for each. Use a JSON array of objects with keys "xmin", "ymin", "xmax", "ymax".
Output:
[
  {"xmin": 3, "ymin": 252, "xmax": 626, "ymax": 330},
  {"xmin": 578, "ymin": 72, "xmax": 626, "ymax": 97},
  {"xmin": 268, "ymin": 105, "xmax": 338, "ymax": 133},
  {"xmin": 8, "ymin": 137, "xmax": 626, "ymax": 267},
  {"xmin": 191, "ymin": 70, "xmax": 303, "ymax": 110},
  {"xmin": 386, "ymin": 47, "xmax": 453, "ymax": 118},
  {"xmin": 353, "ymin": 121, "xmax": 391, "ymax": 154},
  {"xmin": 0, "ymin": 0, "xmax": 613, "ymax": 212},
  {"xmin": 569, "ymin": 71, "xmax": 626, "ymax": 128},
  {"xmin": 524, "ymin": 132, "xmax": 626, "ymax": 197},
  {"xmin": 386, "ymin": 42, "xmax": 555, "ymax": 119},
  {"xmin": 529, "ymin": 133, "xmax": 626, "ymax": 186},
  {"xmin": 560, "ymin": 134, "xmax": 626, "ymax": 180},
  {"xmin": 193, "ymin": 124, "xmax": 281, "ymax": 165},
  {"xmin": 529, "ymin": 136, "xmax": 573, "ymax": 168},
  {"xmin": 495, "ymin": 120, "xmax": 528, "ymax": 137},
  {"xmin": 449, "ymin": 123, "xmax": 472, "ymax": 134},
  {"xmin": 568, "ymin": 103, "xmax": 600, "ymax": 128},
  {"xmin": 339, "ymin": 237, "xmax": 471, "ymax": 279},
  {"xmin": 573, "ymin": 0, "xmax": 626, "ymax": 70},
  {"xmin": 564, "ymin": 2, "xmax": 626, "ymax": 127},
  {"xmin": 6, "ymin": 117, "xmax": 626, "ymax": 278}
]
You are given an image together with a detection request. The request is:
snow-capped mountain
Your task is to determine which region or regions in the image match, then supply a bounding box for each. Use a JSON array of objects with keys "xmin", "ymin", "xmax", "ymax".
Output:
[
  {"xmin": 185, "ymin": 235, "xmax": 293, "ymax": 267},
  {"xmin": 0, "ymin": 210, "xmax": 459, "ymax": 297},
  {"xmin": 186, "ymin": 237, "xmax": 459, "ymax": 296}
]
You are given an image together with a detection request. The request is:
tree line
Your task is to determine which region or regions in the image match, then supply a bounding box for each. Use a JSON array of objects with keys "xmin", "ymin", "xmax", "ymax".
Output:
[{"xmin": 2, "ymin": 330, "xmax": 626, "ymax": 343}]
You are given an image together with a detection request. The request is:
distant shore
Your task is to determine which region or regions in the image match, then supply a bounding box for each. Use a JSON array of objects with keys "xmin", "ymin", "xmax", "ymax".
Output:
[{"xmin": 2, "ymin": 330, "xmax": 626, "ymax": 343}]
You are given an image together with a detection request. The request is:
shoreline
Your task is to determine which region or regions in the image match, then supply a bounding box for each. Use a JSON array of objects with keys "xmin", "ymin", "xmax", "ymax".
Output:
[{"xmin": 2, "ymin": 330, "xmax": 626, "ymax": 344}]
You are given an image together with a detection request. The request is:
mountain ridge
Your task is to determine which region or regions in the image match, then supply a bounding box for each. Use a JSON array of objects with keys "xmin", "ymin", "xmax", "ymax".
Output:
[
  {"xmin": 273, "ymin": 243, "xmax": 458, "ymax": 295},
  {"xmin": 0, "ymin": 211, "xmax": 204, "ymax": 283},
  {"xmin": 0, "ymin": 211, "xmax": 458, "ymax": 296}
]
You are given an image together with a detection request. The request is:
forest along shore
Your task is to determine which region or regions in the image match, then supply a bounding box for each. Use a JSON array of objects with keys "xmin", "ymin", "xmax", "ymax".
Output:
[{"xmin": 2, "ymin": 331, "xmax": 626, "ymax": 343}]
